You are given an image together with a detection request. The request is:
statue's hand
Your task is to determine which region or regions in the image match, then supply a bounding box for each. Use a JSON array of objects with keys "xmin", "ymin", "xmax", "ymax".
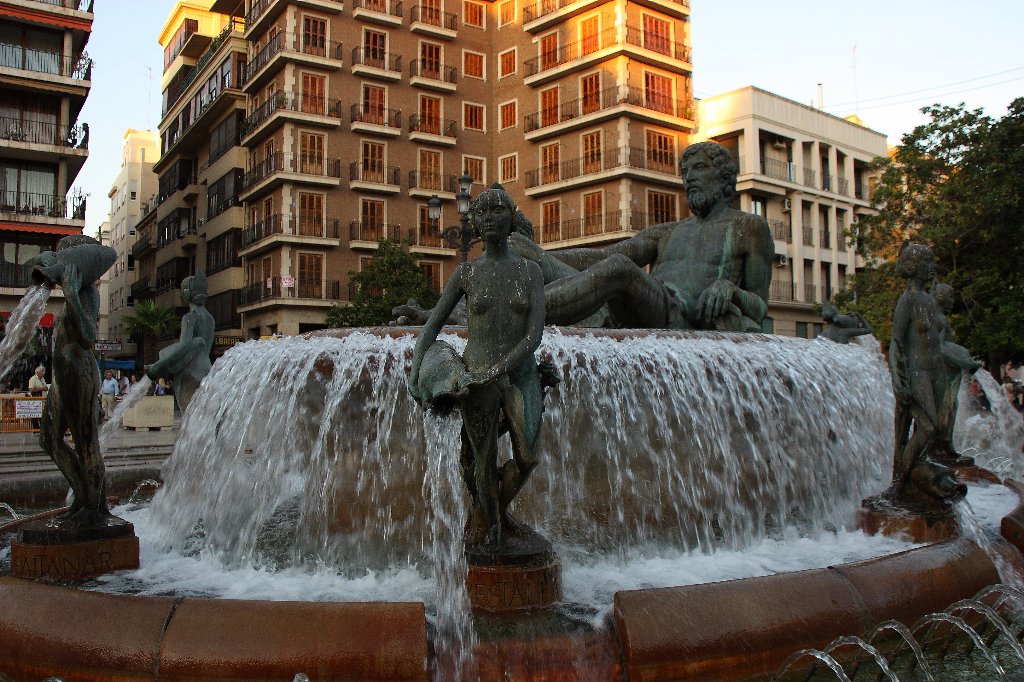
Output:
[{"xmin": 697, "ymin": 279, "xmax": 738, "ymax": 323}]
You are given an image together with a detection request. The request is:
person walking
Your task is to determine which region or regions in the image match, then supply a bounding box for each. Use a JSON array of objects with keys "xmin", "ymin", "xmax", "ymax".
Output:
[
  {"xmin": 27, "ymin": 365, "xmax": 48, "ymax": 428},
  {"xmin": 100, "ymin": 369, "xmax": 119, "ymax": 421}
]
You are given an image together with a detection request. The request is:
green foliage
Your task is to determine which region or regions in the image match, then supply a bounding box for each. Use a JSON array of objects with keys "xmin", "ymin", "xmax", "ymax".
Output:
[
  {"xmin": 327, "ymin": 239, "xmax": 439, "ymax": 327},
  {"xmin": 841, "ymin": 98, "xmax": 1024, "ymax": 362},
  {"xmin": 124, "ymin": 299, "xmax": 176, "ymax": 338}
]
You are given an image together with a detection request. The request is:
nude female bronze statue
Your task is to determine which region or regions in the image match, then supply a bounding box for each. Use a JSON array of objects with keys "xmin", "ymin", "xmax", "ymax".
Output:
[{"xmin": 409, "ymin": 184, "xmax": 550, "ymax": 553}]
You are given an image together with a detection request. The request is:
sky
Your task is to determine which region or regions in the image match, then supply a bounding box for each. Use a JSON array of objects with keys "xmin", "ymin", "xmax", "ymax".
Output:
[{"xmin": 76, "ymin": 0, "xmax": 1023, "ymax": 235}]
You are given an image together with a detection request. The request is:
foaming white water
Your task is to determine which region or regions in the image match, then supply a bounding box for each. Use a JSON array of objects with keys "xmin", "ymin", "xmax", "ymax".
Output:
[
  {"xmin": 99, "ymin": 377, "xmax": 152, "ymax": 448},
  {"xmin": 145, "ymin": 330, "xmax": 893, "ymax": 572},
  {"xmin": 955, "ymin": 370, "xmax": 1024, "ymax": 477},
  {"xmin": 0, "ymin": 284, "xmax": 50, "ymax": 380}
]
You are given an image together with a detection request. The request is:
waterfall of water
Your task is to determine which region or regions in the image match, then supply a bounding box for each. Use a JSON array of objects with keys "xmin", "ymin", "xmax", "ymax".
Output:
[
  {"xmin": 98, "ymin": 376, "xmax": 153, "ymax": 448},
  {"xmin": 145, "ymin": 329, "xmax": 893, "ymax": 573},
  {"xmin": 955, "ymin": 370, "xmax": 1024, "ymax": 477},
  {"xmin": 422, "ymin": 413, "xmax": 476, "ymax": 681},
  {"xmin": 0, "ymin": 284, "xmax": 50, "ymax": 381},
  {"xmin": 953, "ymin": 500, "xmax": 1024, "ymax": 591}
]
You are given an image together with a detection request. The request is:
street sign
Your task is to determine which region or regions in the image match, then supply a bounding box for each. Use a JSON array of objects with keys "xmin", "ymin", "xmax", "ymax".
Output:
[
  {"xmin": 94, "ymin": 341, "xmax": 122, "ymax": 351},
  {"xmin": 15, "ymin": 400, "xmax": 42, "ymax": 419}
]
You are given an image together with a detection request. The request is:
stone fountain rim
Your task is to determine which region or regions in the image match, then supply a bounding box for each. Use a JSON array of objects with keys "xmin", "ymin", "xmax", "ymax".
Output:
[{"xmin": 1, "ymin": 482, "xmax": 1021, "ymax": 681}]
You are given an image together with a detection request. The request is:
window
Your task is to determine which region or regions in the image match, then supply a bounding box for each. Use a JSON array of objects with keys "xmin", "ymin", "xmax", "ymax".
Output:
[
  {"xmin": 419, "ymin": 261, "xmax": 442, "ymax": 292},
  {"xmin": 301, "ymin": 72, "xmax": 327, "ymax": 115},
  {"xmin": 648, "ymin": 190, "xmax": 677, "ymax": 224},
  {"xmin": 581, "ymin": 73, "xmax": 601, "ymax": 114},
  {"xmin": 0, "ymin": 160, "xmax": 57, "ymax": 213},
  {"xmin": 207, "ymin": 168, "xmax": 243, "ymax": 219},
  {"xmin": 464, "ymin": 103, "xmax": 484, "ymax": 131},
  {"xmin": 463, "ymin": 0, "xmax": 484, "ymax": 27},
  {"xmin": 419, "ymin": 149, "xmax": 441, "ymax": 190},
  {"xmin": 364, "ymin": 30, "xmax": 387, "ymax": 66},
  {"xmin": 420, "ymin": 42, "xmax": 441, "ymax": 79},
  {"xmin": 540, "ymin": 33, "xmax": 558, "ymax": 70},
  {"xmin": 795, "ymin": 321, "xmax": 808, "ymax": 339},
  {"xmin": 580, "ymin": 16, "xmax": 599, "ymax": 55},
  {"xmin": 499, "ymin": 48, "xmax": 517, "ymax": 78},
  {"xmin": 499, "ymin": 154, "xmax": 517, "ymax": 182},
  {"xmin": 581, "ymin": 131, "xmax": 601, "ymax": 174},
  {"xmin": 361, "ymin": 198, "xmax": 385, "ymax": 240},
  {"xmin": 361, "ymin": 141, "xmax": 385, "ymax": 182},
  {"xmin": 206, "ymin": 230, "xmax": 241, "ymax": 274},
  {"xmin": 541, "ymin": 200, "xmax": 560, "ymax": 242},
  {"xmin": 297, "ymin": 252, "xmax": 324, "ymax": 298},
  {"xmin": 300, "ymin": 132, "xmax": 325, "ymax": 174},
  {"xmin": 499, "ymin": 100, "xmax": 517, "ymax": 130},
  {"xmin": 750, "ymin": 197, "xmax": 765, "ymax": 217},
  {"xmin": 583, "ymin": 191, "xmax": 603, "ymax": 235},
  {"xmin": 644, "ymin": 72, "xmax": 673, "ymax": 114},
  {"xmin": 302, "ymin": 16, "xmax": 327, "ymax": 57},
  {"xmin": 463, "ymin": 156, "xmax": 485, "ymax": 185},
  {"xmin": 540, "ymin": 87, "xmax": 559, "ymax": 127},
  {"xmin": 645, "ymin": 130, "xmax": 675, "ymax": 174},
  {"xmin": 463, "ymin": 50, "xmax": 484, "ymax": 79},
  {"xmin": 298, "ymin": 192, "xmax": 324, "ymax": 236},
  {"xmin": 417, "ymin": 208, "xmax": 441, "ymax": 247},
  {"xmin": 360, "ymin": 84, "xmax": 387, "ymax": 124},
  {"xmin": 541, "ymin": 143, "xmax": 559, "ymax": 184},
  {"xmin": 499, "ymin": 0, "xmax": 514, "ymax": 26},
  {"xmin": 642, "ymin": 14, "xmax": 670, "ymax": 55},
  {"xmin": 419, "ymin": 95, "xmax": 442, "ymax": 134}
]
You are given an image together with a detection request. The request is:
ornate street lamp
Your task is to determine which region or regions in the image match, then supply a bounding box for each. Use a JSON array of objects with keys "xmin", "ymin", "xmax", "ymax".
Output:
[{"xmin": 433, "ymin": 174, "xmax": 476, "ymax": 262}]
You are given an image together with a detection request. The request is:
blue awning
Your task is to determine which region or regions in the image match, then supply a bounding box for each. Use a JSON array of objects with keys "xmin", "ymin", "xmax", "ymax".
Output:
[{"xmin": 99, "ymin": 359, "xmax": 135, "ymax": 370}]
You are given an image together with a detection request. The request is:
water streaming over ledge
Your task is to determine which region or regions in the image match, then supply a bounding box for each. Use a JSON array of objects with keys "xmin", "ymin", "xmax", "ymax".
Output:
[
  {"xmin": 0, "ymin": 284, "xmax": 50, "ymax": 380},
  {"xmin": 145, "ymin": 328, "xmax": 894, "ymax": 572}
]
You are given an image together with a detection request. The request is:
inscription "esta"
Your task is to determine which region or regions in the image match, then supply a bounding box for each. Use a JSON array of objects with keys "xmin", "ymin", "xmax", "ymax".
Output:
[{"xmin": 469, "ymin": 566, "xmax": 561, "ymax": 611}]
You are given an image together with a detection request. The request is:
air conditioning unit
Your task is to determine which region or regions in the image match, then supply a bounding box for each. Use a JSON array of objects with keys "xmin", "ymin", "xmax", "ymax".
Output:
[
  {"xmin": 782, "ymin": 198, "xmax": 792, "ymax": 212},
  {"xmin": 775, "ymin": 254, "xmax": 789, "ymax": 267}
]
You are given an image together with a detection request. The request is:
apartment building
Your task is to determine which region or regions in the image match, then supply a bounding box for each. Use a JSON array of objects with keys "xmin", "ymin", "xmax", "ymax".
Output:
[
  {"xmin": 191, "ymin": 0, "xmax": 692, "ymax": 337},
  {"xmin": 143, "ymin": 1, "xmax": 248, "ymax": 361},
  {"xmin": 98, "ymin": 129, "xmax": 159, "ymax": 364},
  {"xmin": 697, "ymin": 87, "xmax": 887, "ymax": 338},
  {"xmin": 0, "ymin": 0, "xmax": 92, "ymax": 320}
]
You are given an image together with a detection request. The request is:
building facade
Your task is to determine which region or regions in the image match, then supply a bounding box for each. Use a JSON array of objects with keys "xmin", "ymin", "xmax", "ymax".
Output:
[
  {"xmin": 696, "ymin": 87, "xmax": 887, "ymax": 337},
  {"xmin": 101, "ymin": 129, "xmax": 159, "ymax": 362},
  {"xmin": 0, "ymin": 0, "xmax": 93, "ymax": 321}
]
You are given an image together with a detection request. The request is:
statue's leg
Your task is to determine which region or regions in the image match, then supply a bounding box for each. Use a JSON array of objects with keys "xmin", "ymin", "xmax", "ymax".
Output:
[
  {"xmin": 497, "ymin": 371, "xmax": 544, "ymax": 515},
  {"xmin": 544, "ymin": 254, "xmax": 672, "ymax": 327},
  {"xmin": 66, "ymin": 382, "xmax": 108, "ymax": 520},
  {"xmin": 459, "ymin": 384, "xmax": 502, "ymax": 546},
  {"xmin": 39, "ymin": 388, "xmax": 87, "ymax": 514}
]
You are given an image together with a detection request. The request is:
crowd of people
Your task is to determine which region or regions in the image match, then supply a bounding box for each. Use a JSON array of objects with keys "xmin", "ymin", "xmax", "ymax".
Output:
[{"xmin": 13, "ymin": 366, "xmax": 175, "ymax": 422}]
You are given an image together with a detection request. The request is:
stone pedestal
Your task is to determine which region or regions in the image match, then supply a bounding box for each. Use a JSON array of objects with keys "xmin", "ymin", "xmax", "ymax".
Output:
[
  {"xmin": 467, "ymin": 558, "xmax": 562, "ymax": 612},
  {"xmin": 123, "ymin": 394, "xmax": 174, "ymax": 429},
  {"xmin": 857, "ymin": 502, "xmax": 957, "ymax": 543},
  {"xmin": 10, "ymin": 516, "xmax": 139, "ymax": 580}
]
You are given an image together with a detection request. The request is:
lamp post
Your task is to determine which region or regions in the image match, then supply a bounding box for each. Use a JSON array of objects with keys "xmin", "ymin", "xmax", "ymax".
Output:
[{"xmin": 429, "ymin": 173, "xmax": 475, "ymax": 262}]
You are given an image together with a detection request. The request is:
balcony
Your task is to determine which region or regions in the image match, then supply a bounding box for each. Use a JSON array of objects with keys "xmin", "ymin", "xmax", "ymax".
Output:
[
  {"xmin": 523, "ymin": 28, "xmax": 617, "ymax": 85},
  {"xmin": 0, "ymin": 262, "xmax": 31, "ymax": 290},
  {"xmin": 837, "ymin": 177, "xmax": 850, "ymax": 196},
  {"xmin": 350, "ymin": 104, "xmax": 402, "ymax": 136},
  {"xmin": 854, "ymin": 181, "xmax": 872, "ymax": 202},
  {"xmin": 802, "ymin": 226, "xmax": 813, "ymax": 247},
  {"xmin": 132, "ymin": 232, "xmax": 155, "ymax": 258},
  {"xmin": 759, "ymin": 157, "xmax": 796, "ymax": 183},
  {"xmin": 349, "ymin": 162, "xmax": 402, "ymax": 193},
  {"xmin": 524, "ymin": 146, "xmax": 680, "ymax": 196},
  {"xmin": 349, "ymin": 221, "xmax": 404, "ymax": 245},
  {"xmin": 0, "ymin": 190, "xmax": 86, "ymax": 222},
  {"xmin": 622, "ymin": 26, "xmax": 691, "ymax": 67},
  {"xmin": 536, "ymin": 209, "xmax": 647, "ymax": 246},
  {"xmin": 408, "ymin": 171, "xmax": 459, "ymax": 199},
  {"xmin": 154, "ymin": 257, "xmax": 191, "ymax": 295},
  {"xmin": 524, "ymin": 85, "xmax": 693, "ymax": 140},
  {"xmin": 350, "ymin": 48, "xmax": 403, "ymax": 81},
  {"xmin": 408, "ymin": 115, "xmax": 457, "ymax": 145},
  {"xmin": 803, "ymin": 168, "xmax": 817, "ymax": 189},
  {"xmin": 240, "ymin": 93, "xmax": 344, "ymax": 144},
  {"xmin": 157, "ymin": 211, "xmax": 199, "ymax": 250},
  {"xmin": 0, "ymin": 116, "xmax": 89, "ymax": 182},
  {"xmin": 131, "ymin": 278, "xmax": 153, "ymax": 301},
  {"xmin": 523, "ymin": 0, "xmax": 688, "ymax": 32},
  {"xmin": 409, "ymin": 60, "xmax": 457, "ymax": 92},
  {"xmin": 352, "ymin": 0, "xmax": 403, "ymax": 26},
  {"xmin": 769, "ymin": 281, "xmax": 794, "ymax": 303},
  {"xmin": 24, "ymin": 0, "xmax": 94, "ymax": 10},
  {"xmin": 163, "ymin": 74, "xmax": 243, "ymax": 159},
  {"xmin": 819, "ymin": 229, "xmax": 831, "ymax": 249},
  {"xmin": 245, "ymin": 0, "xmax": 344, "ymax": 39},
  {"xmin": 240, "ymin": 152, "xmax": 343, "ymax": 199},
  {"xmin": 767, "ymin": 218, "xmax": 790, "ymax": 242},
  {"xmin": 410, "ymin": 5, "xmax": 457, "ymax": 38},
  {"xmin": 803, "ymin": 283, "xmax": 819, "ymax": 304},
  {"xmin": 821, "ymin": 174, "xmax": 835, "ymax": 193},
  {"xmin": 240, "ymin": 277, "xmax": 342, "ymax": 309},
  {"xmin": 240, "ymin": 213, "xmax": 342, "ymax": 257},
  {"xmin": 242, "ymin": 31, "xmax": 344, "ymax": 92},
  {"xmin": 0, "ymin": 44, "xmax": 93, "ymax": 85}
]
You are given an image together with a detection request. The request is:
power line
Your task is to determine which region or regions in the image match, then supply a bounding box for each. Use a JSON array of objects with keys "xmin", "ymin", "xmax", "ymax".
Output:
[
  {"xmin": 826, "ymin": 75, "xmax": 1024, "ymax": 114},
  {"xmin": 825, "ymin": 65, "xmax": 1024, "ymax": 108}
]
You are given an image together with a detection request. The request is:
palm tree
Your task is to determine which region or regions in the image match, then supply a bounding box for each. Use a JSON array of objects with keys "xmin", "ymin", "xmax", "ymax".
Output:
[{"xmin": 124, "ymin": 299, "xmax": 176, "ymax": 373}]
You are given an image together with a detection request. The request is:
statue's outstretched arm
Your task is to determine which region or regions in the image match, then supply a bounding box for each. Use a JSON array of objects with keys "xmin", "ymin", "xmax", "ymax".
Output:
[
  {"xmin": 410, "ymin": 263, "xmax": 467, "ymax": 395},
  {"xmin": 544, "ymin": 224, "xmax": 663, "ymax": 271},
  {"xmin": 148, "ymin": 314, "xmax": 199, "ymax": 378}
]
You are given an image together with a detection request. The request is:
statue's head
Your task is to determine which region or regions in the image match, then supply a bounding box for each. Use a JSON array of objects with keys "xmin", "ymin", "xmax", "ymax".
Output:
[
  {"xmin": 470, "ymin": 183, "xmax": 516, "ymax": 241},
  {"xmin": 895, "ymin": 243, "xmax": 935, "ymax": 282},
  {"xmin": 181, "ymin": 271, "xmax": 209, "ymax": 306},
  {"xmin": 680, "ymin": 142, "xmax": 737, "ymax": 218},
  {"xmin": 933, "ymin": 282, "xmax": 955, "ymax": 312}
]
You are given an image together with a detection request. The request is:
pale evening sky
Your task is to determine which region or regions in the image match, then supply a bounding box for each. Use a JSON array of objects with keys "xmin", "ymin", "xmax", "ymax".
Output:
[{"xmin": 78, "ymin": 0, "xmax": 1023, "ymax": 235}]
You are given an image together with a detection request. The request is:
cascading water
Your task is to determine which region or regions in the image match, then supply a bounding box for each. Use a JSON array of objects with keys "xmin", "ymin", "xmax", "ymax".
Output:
[
  {"xmin": 145, "ymin": 329, "xmax": 893, "ymax": 571},
  {"xmin": 0, "ymin": 284, "xmax": 50, "ymax": 380},
  {"xmin": 955, "ymin": 370, "xmax": 1024, "ymax": 477},
  {"xmin": 98, "ymin": 377, "xmax": 153, "ymax": 448}
]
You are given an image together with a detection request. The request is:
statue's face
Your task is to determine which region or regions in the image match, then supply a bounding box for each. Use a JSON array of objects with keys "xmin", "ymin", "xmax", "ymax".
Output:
[
  {"xmin": 682, "ymin": 151, "xmax": 726, "ymax": 217},
  {"xmin": 915, "ymin": 255, "xmax": 936, "ymax": 283},
  {"xmin": 472, "ymin": 192, "xmax": 513, "ymax": 243}
]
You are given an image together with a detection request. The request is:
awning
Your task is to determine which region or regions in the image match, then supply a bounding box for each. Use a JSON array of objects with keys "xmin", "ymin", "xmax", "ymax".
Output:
[
  {"xmin": 0, "ymin": 4, "xmax": 93, "ymax": 32},
  {"xmin": 0, "ymin": 222, "xmax": 82, "ymax": 235},
  {"xmin": 98, "ymin": 359, "xmax": 135, "ymax": 370}
]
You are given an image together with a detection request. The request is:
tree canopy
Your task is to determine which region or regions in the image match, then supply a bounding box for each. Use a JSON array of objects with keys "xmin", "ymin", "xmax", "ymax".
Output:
[
  {"xmin": 836, "ymin": 98, "xmax": 1024, "ymax": 368},
  {"xmin": 124, "ymin": 299, "xmax": 176, "ymax": 369},
  {"xmin": 327, "ymin": 239, "xmax": 439, "ymax": 327}
]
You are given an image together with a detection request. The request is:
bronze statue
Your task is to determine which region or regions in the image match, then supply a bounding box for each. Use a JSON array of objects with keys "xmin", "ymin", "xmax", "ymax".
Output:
[
  {"xmin": 820, "ymin": 300, "xmax": 872, "ymax": 343},
  {"xmin": 147, "ymin": 271, "xmax": 215, "ymax": 413},
  {"xmin": 409, "ymin": 184, "xmax": 551, "ymax": 552},
  {"xmin": 395, "ymin": 141, "xmax": 772, "ymax": 332},
  {"xmin": 886, "ymin": 244, "xmax": 966, "ymax": 510},
  {"xmin": 932, "ymin": 282, "xmax": 980, "ymax": 465},
  {"xmin": 27, "ymin": 235, "xmax": 117, "ymax": 528}
]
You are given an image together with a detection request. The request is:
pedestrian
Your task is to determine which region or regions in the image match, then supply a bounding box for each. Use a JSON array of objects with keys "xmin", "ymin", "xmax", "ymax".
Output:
[
  {"xmin": 100, "ymin": 369, "xmax": 119, "ymax": 420},
  {"xmin": 27, "ymin": 365, "xmax": 47, "ymax": 429},
  {"xmin": 118, "ymin": 373, "xmax": 129, "ymax": 395},
  {"xmin": 154, "ymin": 377, "xmax": 169, "ymax": 396}
]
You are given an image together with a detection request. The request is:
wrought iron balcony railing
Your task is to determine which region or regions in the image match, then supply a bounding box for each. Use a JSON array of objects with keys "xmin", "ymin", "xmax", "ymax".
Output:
[{"xmin": 350, "ymin": 104, "xmax": 402, "ymax": 128}]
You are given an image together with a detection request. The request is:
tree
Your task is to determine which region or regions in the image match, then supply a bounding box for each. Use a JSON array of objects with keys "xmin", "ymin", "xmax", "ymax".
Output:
[
  {"xmin": 836, "ymin": 98, "xmax": 1024, "ymax": 371},
  {"xmin": 327, "ymin": 239, "xmax": 440, "ymax": 327},
  {"xmin": 124, "ymin": 299, "xmax": 176, "ymax": 371}
]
